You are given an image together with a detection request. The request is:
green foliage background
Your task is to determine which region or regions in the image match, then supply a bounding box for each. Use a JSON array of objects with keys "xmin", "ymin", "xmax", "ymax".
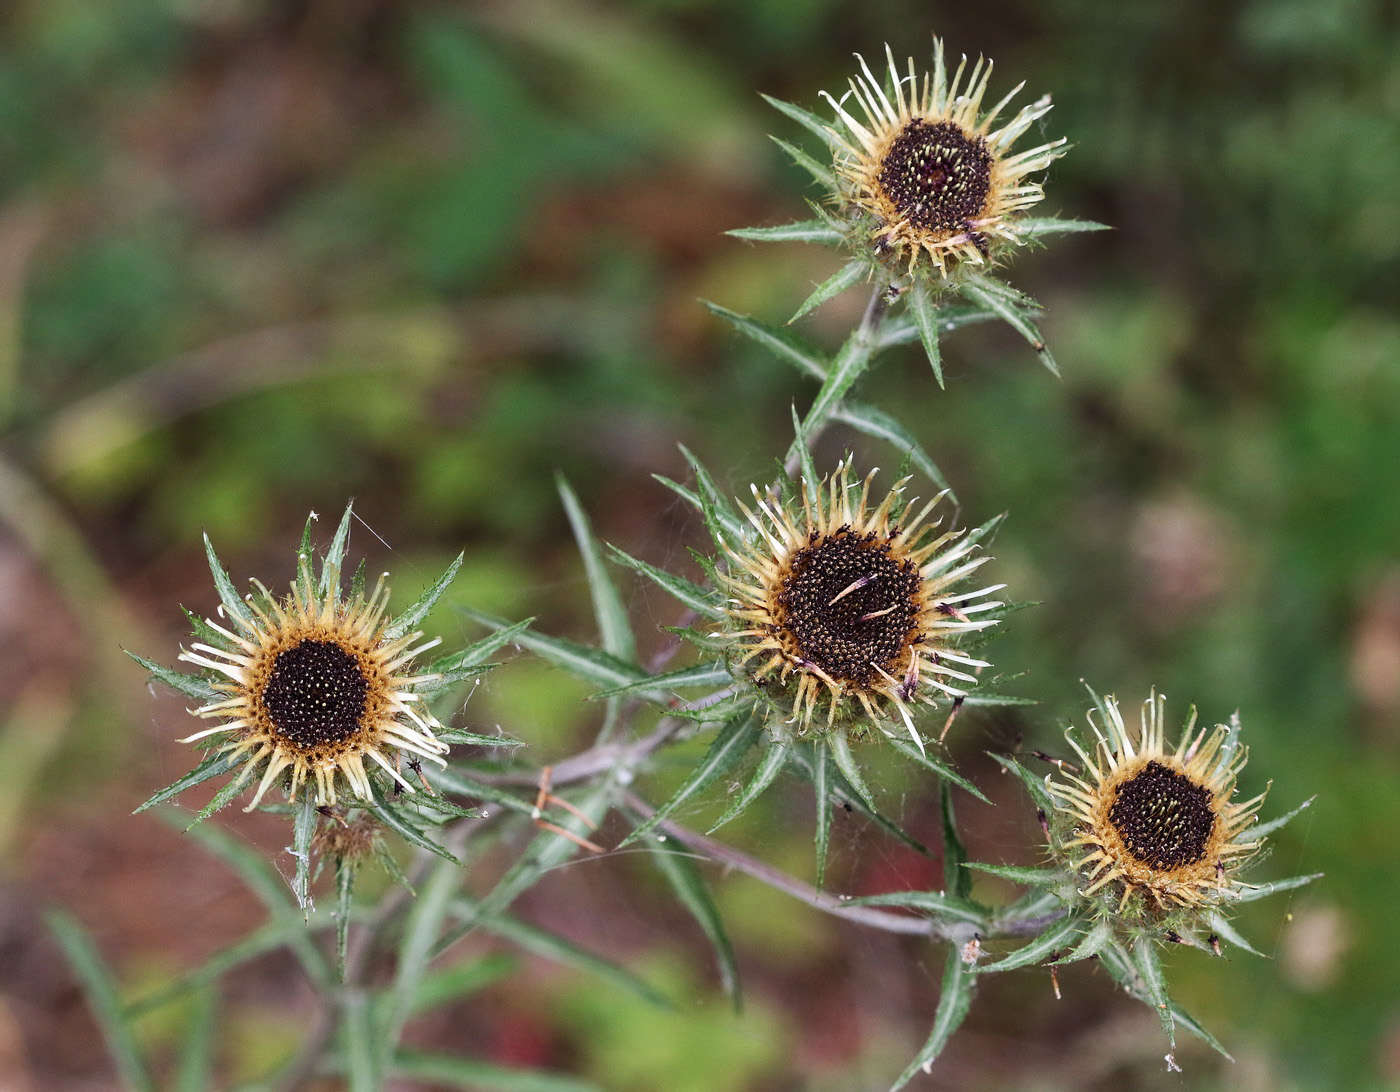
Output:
[{"xmin": 1, "ymin": 0, "xmax": 1396, "ymax": 1088}]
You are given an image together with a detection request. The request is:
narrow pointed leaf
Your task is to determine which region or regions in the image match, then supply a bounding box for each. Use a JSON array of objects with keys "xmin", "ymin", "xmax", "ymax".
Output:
[
  {"xmin": 185, "ymin": 775, "xmax": 247, "ymax": 829},
  {"xmin": 1014, "ymin": 217, "xmax": 1111, "ymax": 237},
  {"xmin": 202, "ymin": 531, "xmax": 252, "ymax": 630},
  {"xmin": 1057, "ymin": 919, "xmax": 1114, "ymax": 965},
  {"xmin": 1249, "ymin": 796, "xmax": 1315, "ymax": 841},
  {"xmin": 1229, "ymin": 872, "xmax": 1322, "ymax": 903},
  {"xmin": 848, "ymin": 890, "xmax": 986, "ymax": 927},
  {"xmin": 427, "ymin": 617, "xmax": 534, "ymax": 676},
  {"xmin": 958, "ymin": 275, "xmax": 1058, "ymax": 375},
  {"xmin": 978, "ymin": 914, "xmax": 1082, "ymax": 973},
  {"xmin": 877, "ymin": 304, "xmax": 997, "ymax": 349},
  {"xmin": 318, "ymin": 502, "xmax": 356, "ymax": 600},
  {"xmin": 366, "ymin": 797, "xmax": 459, "ymax": 864},
  {"xmin": 291, "ymin": 795, "xmax": 316, "ymax": 916},
  {"xmin": 1131, "ymin": 937, "xmax": 1175, "ymax": 1047},
  {"xmin": 770, "ymin": 135, "xmax": 834, "ymax": 186},
  {"xmin": 700, "ymin": 298, "xmax": 832, "ymax": 377},
  {"xmin": 708, "ymin": 739, "xmax": 790, "ymax": 833},
  {"xmin": 335, "ymin": 861, "xmax": 355, "ymax": 980},
  {"xmin": 590, "ymin": 661, "xmax": 731, "ymax": 700},
  {"xmin": 433, "ymin": 728, "xmax": 523, "ymax": 748},
  {"xmin": 908, "ymin": 280, "xmax": 945, "ymax": 387},
  {"xmin": 832, "ymin": 402, "xmax": 952, "ymax": 495},
  {"xmin": 727, "ymin": 220, "xmax": 842, "ymax": 244},
  {"xmin": 607, "ymin": 544, "xmax": 722, "ymax": 618},
  {"xmin": 889, "ymin": 947, "xmax": 976, "ymax": 1090},
  {"xmin": 557, "ymin": 475, "xmax": 636, "ymax": 663},
  {"xmin": 133, "ymin": 750, "xmax": 237, "ymax": 813},
  {"xmin": 1205, "ymin": 912, "xmax": 1263, "ymax": 957},
  {"xmin": 829, "ymin": 732, "xmax": 876, "ymax": 812},
  {"xmin": 789, "ymin": 258, "xmax": 868, "ymax": 325},
  {"xmin": 430, "ymin": 768, "xmax": 535, "ymax": 817},
  {"xmin": 1168, "ymin": 1002, "xmax": 1233, "ymax": 1060},
  {"xmin": 646, "ymin": 841, "xmax": 742, "ymax": 1010},
  {"xmin": 408, "ymin": 954, "xmax": 517, "ymax": 1017},
  {"xmin": 127, "ymin": 652, "xmax": 220, "ymax": 703},
  {"xmin": 813, "ymin": 740, "xmax": 832, "ymax": 889},
  {"xmin": 385, "ymin": 552, "xmax": 465, "ymax": 640},
  {"xmin": 790, "ymin": 404, "xmax": 819, "ymax": 489},
  {"xmin": 787, "ymin": 321, "xmax": 878, "ymax": 466},
  {"xmin": 988, "ymin": 752, "xmax": 1054, "ymax": 814},
  {"xmin": 619, "ymin": 713, "xmax": 762, "ymax": 848},
  {"xmin": 759, "ymin": 93, "xmax": 842, "ymax": 148},
  {"xmin": 962, "ymin": 862, "xmax": 1062, "ymax": 887},
  {"xmin": 889, "ymin": 738, "xmax": 989, "ymax": 804},
  {"xmin": 48, "ymin": 911, "xmax": 156, "ymax": 1092},
  {"xmin": 941, "ymin": 782, "xmax": 970, "ymax": 898},
  {"xmin": 461, "ymin": 609, "xmax": 644, "ymax": 690}
]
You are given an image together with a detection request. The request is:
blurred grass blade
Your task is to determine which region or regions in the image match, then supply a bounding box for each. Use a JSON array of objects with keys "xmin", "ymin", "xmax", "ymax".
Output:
[
  {"xmin": 174, "ymin": 984, "xmax": 218, "ymax": 1092},
  {"xmin": 478, "ymin": 909, "xmax": 672, "ymax": 1009},
  {"xmin": 619, "ymin": 712, "xmax": 761, "ymax": 849},
  {"xmin": 702, "ymin": 301, "xmax": 828, "ymax": 381},
  {"xmin": 646, "ymin": 839, "xmax": 742, "ymax": 1011},
  {"xmin": 380, "ymin": 853, "xmax": 464, "ymax": 1068},
  {"xmin": 558, "ymin": 474, "xmax": 636, "ymax": 663},
  {"xmin": 386, "ymin": 552, "xmax": 465, "ymax": 640},
  {"xmin": 343, "ymin": 988, "xmax": 381, "ymax": 1092},
  {"xmin": 393, "ymin": 1051, "xmax": 602, "ymax": 1092},
  {"xmin": 789, "ymin": 258, "xmax": 867, "ymax": 325},
  {"xmin": 832, "ymin": 402, "xmax": 952, "ymax": 496},
  {"xmin": 889, "ymin": 947, "xmax": 976, "ymax": 1091},
  {"xmin": 727, "ymin": 220, "xmax": 842, "ymax": 244},
  {"xmin": 47, "ymin": 911, "xmax": 156, "ymax": 1092},
  {"xmin": 907, "ymin": 280, "xmax": 945, "ymax": 387},
  {"xmin": 409, "ymin": 953, "xmax": 517, "ymax": 1017},
  {"xmin": 708, "ymin": 739, "xmax": 790, "ymax": 833}
]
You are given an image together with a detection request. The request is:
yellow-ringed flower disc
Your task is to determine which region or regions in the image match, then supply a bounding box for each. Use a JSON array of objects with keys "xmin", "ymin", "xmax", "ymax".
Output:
[
  {"xmin": 822, "ymin": 40, "xmax": 1067, "ymax": 277},
  {"xmin": 178, "ymin": 562, "xmax": 449, "ymax": 811},
  {"xmin": 720, "ymin": 459, "xmax": 1003, "ymax": 745},
  {"xmin": 1048, "ymin": 693, "xmax": 1266, "ymax": 915}
]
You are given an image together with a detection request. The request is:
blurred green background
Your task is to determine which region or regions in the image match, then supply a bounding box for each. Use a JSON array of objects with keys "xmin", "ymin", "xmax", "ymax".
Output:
[{"xmin": 1, "ymin": 0, "xmax": 1397, "ymax": 1088}]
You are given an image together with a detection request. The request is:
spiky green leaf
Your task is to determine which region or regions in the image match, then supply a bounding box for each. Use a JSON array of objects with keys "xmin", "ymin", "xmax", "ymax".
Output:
[
  {"xmin": 727, "ymin": 220, "xmax": 843, "ymax": 244},
  {"xmin": 888, "ymin": 947, "xmax": 976, "ymax": 1090},
  {"xmin": 789, "ymin": 258, "xmax": 868, "ymax": 325}
]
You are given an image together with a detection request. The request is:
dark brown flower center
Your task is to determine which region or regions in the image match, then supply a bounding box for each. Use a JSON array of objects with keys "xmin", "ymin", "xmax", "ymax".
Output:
[
  {"xmin": 877, "ymin": 119, "xmax": 993, "ymax": 234},
  {"xmin": 262, "ymin": 639, "xmax": 369, "ymax": 746},
  {"xmin": 1108, "ymin": 760, "xmax": 1216, "ymax": 870},
  {"xmin": 776, "ymin": 531, "xmax": 922, "ymax": 689}
]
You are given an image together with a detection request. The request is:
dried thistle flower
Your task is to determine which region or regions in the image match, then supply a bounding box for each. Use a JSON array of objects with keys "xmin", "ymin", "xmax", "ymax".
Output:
[
  {"xmin": 1048, "ymin": 692, "xmax": 1266, "ymax": 919},
  {"xmin": 172, "ymin": 510, "xmax": 452, "ymax": 811},
  {"xmin": 822, "ymin": 40, "xmax": 1066, "ymax": 279},
  {"xmin": 719, "ymin": 459, "xmax": 1002, "ymax": 743}
]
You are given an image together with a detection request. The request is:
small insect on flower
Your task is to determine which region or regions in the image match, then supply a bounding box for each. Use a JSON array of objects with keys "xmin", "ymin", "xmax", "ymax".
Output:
[
  {"xmin": 822, "ymin": 38, "xmax": 1067, "ymax": 279},
  {"xmin": 719, "ymin": 459, "xmax": 1003, "ymax": 746},
  {"xmin": 1047, "ymin": 693, "xmax": 1267, "ymax": 919},
  {"xmin": 172, "ymin": 510, "xmax": 451, "ymax": 811}
]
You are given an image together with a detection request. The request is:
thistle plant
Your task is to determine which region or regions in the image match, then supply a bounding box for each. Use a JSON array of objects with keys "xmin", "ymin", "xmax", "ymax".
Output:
[{"xmin": 54, "ymin": 34, "xmax": 1320, "ymax": 1090}]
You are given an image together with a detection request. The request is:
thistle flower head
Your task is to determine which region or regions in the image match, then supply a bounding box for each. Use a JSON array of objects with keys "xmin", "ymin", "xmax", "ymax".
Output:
[
  {"xmin": 1047, "ymin": 693, "xmax": 1266, "ymax": 923},
  {"xmin": 174, "ymin": 516, "xmax": 450, "ymax": 812},
  {"xmin": 822, "ymin": 39, "xmax": 1066, "ymax": 279},
  {"xmin": 718, "ymin": 459, "xmax": 1003, "ymax": 744}
]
